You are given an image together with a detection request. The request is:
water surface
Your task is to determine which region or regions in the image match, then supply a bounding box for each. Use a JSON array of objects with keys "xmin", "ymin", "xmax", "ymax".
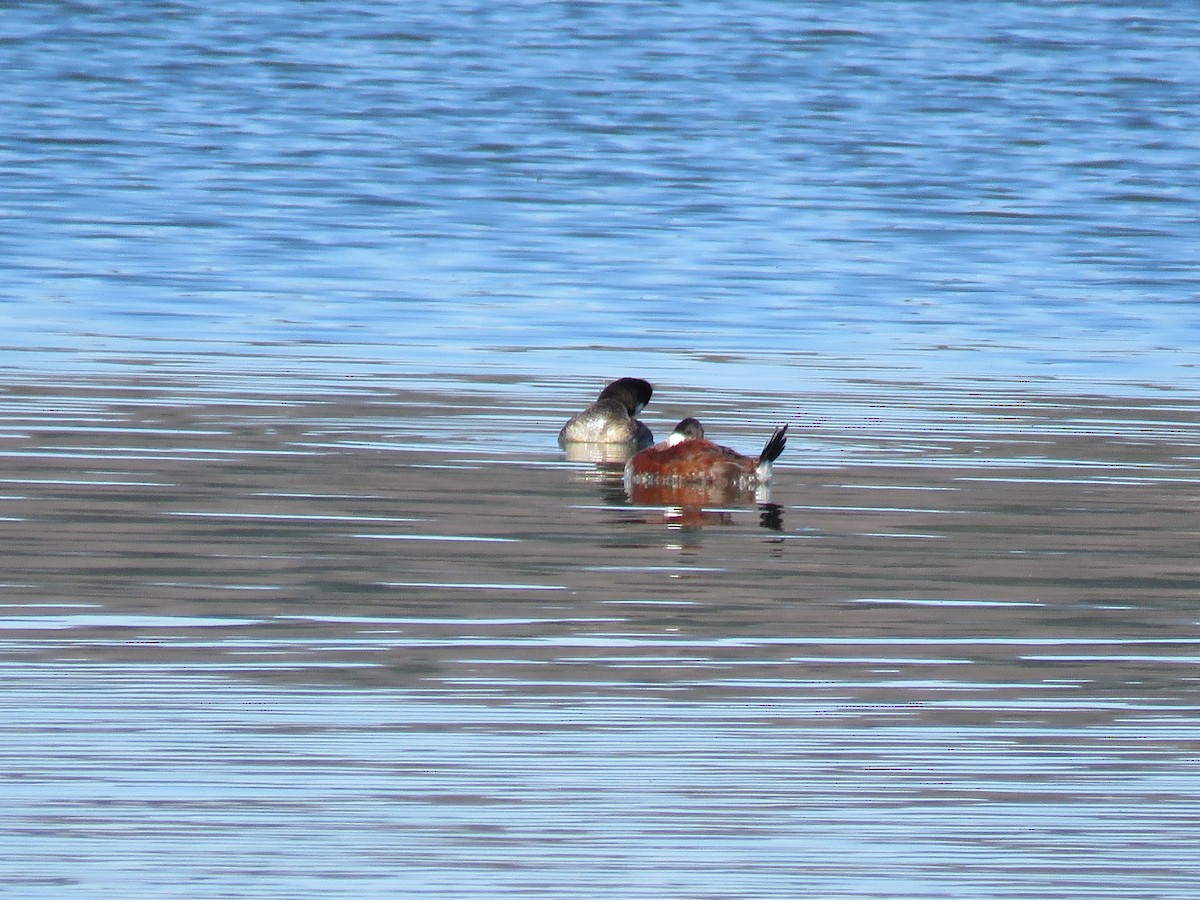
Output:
[
  {"xmin": 3, "ymin": 1, "xmax": 1199, "ymax": 386},
  {"xmin": 4, "ymin": 1, "xmax": 1200, "ymax": 896},
  {"xmin": 2, "ymin": 374, "xmax": 1199, "ymax": 897}
]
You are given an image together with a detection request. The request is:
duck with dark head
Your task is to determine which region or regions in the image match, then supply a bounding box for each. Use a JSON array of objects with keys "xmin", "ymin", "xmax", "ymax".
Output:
[{"xmin": 558, "ymin": 377, "xmax": 655, "ymax": 449}]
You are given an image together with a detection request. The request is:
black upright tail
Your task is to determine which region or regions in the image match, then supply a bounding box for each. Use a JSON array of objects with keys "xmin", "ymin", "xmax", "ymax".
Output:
[{"xmin": 758, "ymin": 424, "xmax": 788, "ymax": 466}]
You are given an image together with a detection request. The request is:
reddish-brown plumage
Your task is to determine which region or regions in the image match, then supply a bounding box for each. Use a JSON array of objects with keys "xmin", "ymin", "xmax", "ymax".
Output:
[
  {"xmin": 625, "ymin": 418, "xmax": 787, "ymax": 487},
  {"xmin": 627, "ymin": 439, "xmax": 758, "ymax": 483}
]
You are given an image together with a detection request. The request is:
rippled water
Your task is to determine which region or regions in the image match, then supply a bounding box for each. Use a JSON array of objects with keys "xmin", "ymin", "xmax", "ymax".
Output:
[
  {"xmin": 4, "ymin": 1, "xmax": 1200, "ymax": 897},
  {"xmin": 5, "ymin": 1, "xmax": 1200, "ymax": 384},
  {"xmin": 2, "ymin": 374, "xmax": 1199, "ymax": 897}
]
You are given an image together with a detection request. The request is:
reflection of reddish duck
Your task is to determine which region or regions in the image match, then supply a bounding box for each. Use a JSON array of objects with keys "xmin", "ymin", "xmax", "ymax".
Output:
[
  {"xmin": 558, "ymin": 377, "xmax": 654, "ymax": 447},
  {"xmin": 625, "ymin": 417, "xmax": 788, "ymax": 487},
  {"xmin": 626, "ymin": 478, "xmax": 758, "ymax": 509}
]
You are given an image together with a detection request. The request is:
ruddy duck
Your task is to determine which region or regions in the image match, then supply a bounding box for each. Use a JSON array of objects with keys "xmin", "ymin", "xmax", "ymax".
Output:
[
  {"xmin": 559, "ymin": 377, "xmax": 654, "ymax": 447},
  {"xmin": 625, "ymin": 417, "xmax": 787, "ymax": 487}
]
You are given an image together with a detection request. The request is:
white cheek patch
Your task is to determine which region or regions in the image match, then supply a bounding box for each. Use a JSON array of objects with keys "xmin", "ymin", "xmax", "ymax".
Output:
[{"xmin": 667, "ymin": 431, "xmax": 688, "ymax": 447}]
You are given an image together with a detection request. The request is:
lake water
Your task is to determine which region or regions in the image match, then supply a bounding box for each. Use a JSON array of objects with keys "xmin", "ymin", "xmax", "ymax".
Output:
[{"xmin": 3, "ymin": 2, "xmax": 1200, "ymax": 897}]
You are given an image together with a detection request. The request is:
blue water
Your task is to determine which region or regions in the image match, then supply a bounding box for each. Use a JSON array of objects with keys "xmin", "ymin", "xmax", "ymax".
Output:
[
  {"xmin": 3, "ymin": 1, "xmax": 1199, "ymax": 388},
  {"xmin": 5, "ymin": 4, "xmax": 1200, "ymax": 898}
]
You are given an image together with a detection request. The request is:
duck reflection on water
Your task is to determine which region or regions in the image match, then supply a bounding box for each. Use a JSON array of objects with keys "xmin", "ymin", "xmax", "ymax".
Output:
[{"xmin": 626, "ymin": 477, "xmax": 784, "ymax": 532}]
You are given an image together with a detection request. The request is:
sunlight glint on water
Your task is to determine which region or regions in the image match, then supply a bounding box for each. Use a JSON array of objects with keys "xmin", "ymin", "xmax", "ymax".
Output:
[
  {"xmin": 4, "ymin": 0, "xmax": 1200, "ymax": 896},
  {"xmin": 0, "ymin": 375, "xmax": 1199, "ymax": 897}
]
